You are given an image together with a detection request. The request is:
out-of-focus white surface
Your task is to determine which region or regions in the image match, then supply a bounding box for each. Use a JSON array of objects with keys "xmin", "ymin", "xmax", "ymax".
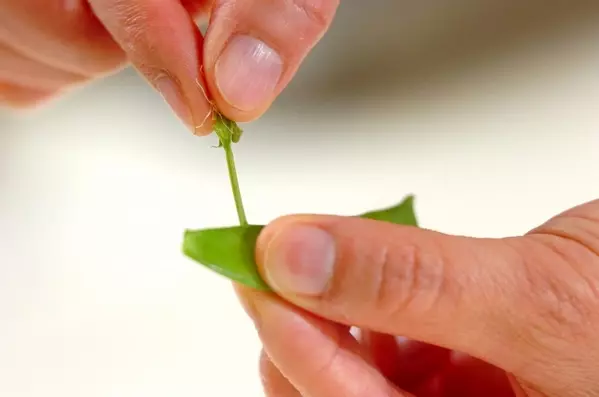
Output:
[{"xmin": 1, "ymin": 1, "xmax": 599, "ymax": 396}]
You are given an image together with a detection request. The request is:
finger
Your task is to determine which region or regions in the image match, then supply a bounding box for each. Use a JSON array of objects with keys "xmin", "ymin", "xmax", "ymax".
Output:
[
  {"xmin": 259, "ymin": 350, "xmax": 302, "ymax": 397},
  {"xmin": 89, "ymin": 0, "xmax": 214, "ymax": 134},
  {"xmin": 236, "ymin": 286, "xmax": 414, "ymax": 397},
  {"xmin": 360, "ymin": 331, "xmax": 401, "ymax": 380},
  {"xmin": 506, "ymin": 374, "xmax": 529, "ymax": 397},
  {"xmin": 255, "ymin": 200, "xmax": 599, "ymax": 378},
  {"xmin": 433, "ymin": 354, "xmax": 515, "ymax": 397},
  {"xmin": 0, "ymin": 81, "xmax": 57, "ymax": 108},
  {"xmin": 203, "ymin": 0, "xmax": 340, "ymax": 121},
  {"xmin": 361, "ymin": 332, "xmax": 451, "ymax": 392},
  {"xmin": 0, "ymin": 0, "xmax": 124, "ymax": 75},
  {"xmin": 0, "ymin": 42, "xmax": 87, "ymax": 90},
  {"xmin": 393, "ymin": 340, "xmax": 451, "ymax": 391},
  {"xmin": 181, "ymin": 0, "xmax": 214, "ymax": 16}
]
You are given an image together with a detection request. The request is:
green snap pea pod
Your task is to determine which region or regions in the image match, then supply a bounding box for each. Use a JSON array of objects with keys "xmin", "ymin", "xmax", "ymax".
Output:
[
  {"xmin": 183, "ymin": 199, "xmax": 419, "ymax": 292},
  {"xmin": 360, "ymin": 195, "xmax": 418, "ymax": 226},
  {"xmin": 182, "ymin": 114, "xmax": 419, "ymax": 291},
  {"xmin": 183, "ymin": 225, "xmax": 269, "ymax": 290}
]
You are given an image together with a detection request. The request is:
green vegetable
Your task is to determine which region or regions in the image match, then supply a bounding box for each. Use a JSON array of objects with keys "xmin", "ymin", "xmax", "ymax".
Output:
[
  {"xmin": 184, "ymin": 197, "xmax": 418, "ymax": 291},
  {"xmin": 182, "ymin": 113, "xmax": 419, "ymax": 291},
  {"xmin": 183, "ymin": 225, "xmax": 268, "ymax": 290},
  {"xmin": 360, "ymin": 195, "xmax": 418, "ymax": 225}
]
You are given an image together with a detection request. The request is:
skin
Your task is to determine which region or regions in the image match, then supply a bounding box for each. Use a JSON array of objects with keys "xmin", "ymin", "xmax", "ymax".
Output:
[
  {"xmin": 235, "ymin": 199, "xmax": 599, "ymax": 396},
  {"xmin": 0, "ymin": 0, "xmax": 338, "ymax": 131},
  {"xmin": 2, "ymin": 1, "xmax": 598, "ymax": 395}
]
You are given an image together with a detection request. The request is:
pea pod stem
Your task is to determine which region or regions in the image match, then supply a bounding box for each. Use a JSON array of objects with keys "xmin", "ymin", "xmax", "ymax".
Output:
[{"xmin": 222, "ymin": 140, "xmax": 248, "ymax": 227}]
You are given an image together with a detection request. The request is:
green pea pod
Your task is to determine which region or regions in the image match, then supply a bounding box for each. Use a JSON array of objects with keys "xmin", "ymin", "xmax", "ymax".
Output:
[
  {"xmin": 360, "ymin": 195, "xmax": 418, "ymax": 226},
  {"xmin": 183, "ymin": 225, "xmax": 268, "ymax": 290},
  {"xmin": 182, "ymin": 195, "xmax": 418, "ymax": 291}
]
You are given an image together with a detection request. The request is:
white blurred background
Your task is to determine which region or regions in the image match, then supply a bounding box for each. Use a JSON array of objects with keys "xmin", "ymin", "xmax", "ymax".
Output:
[{"xmin": 1, "ymin": 1, "xmax": 599, "ymax": 396}]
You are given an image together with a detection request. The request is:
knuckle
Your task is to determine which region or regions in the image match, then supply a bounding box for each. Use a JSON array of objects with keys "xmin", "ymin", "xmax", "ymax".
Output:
[
  {"xmin": 520, "ymin": 236, "xmax": 599, "ymax": 344},
  {"xmin": 372, "ymin": 243, "xmax": 449, "ymax": 323},
  {"xmin": 532, "ymin": 200, "xmax": 599, "ymax": 257}
]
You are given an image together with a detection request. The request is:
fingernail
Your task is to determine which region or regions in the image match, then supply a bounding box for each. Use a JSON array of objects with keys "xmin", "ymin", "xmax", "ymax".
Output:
[
  {"xmin": 155, "ymin": 75, "xmax": 193, "ymax": 128},
  {"xmin": 216, "ymin": 35, "xmax": 283, "ymax": 111},
  {"xmin": 264, "ymin": 225, "xmax": 335, "ymax": 296}
]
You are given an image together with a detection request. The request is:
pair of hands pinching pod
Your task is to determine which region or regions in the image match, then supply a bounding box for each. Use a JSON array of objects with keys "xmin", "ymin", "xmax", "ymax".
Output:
[{"xmin": 182, "ymin": 114, "xmax": 419, "ymax": 290}]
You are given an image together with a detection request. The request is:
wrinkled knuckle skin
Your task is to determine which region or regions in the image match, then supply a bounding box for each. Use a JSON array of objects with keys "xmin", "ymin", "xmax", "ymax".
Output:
[
  {"xmin": 531, "ymin": 200, "xmax": 599, "ymax": 258},
  {"xmin": 524, "ymin": 201, "xmax": 599, "ymax": 346},
  {"xmin": 317, "ymin": 238, "xmax": 450, "ymax": 328},
  {"xmin": 371, "ymin": 243, "xmax": 448, "ymax": 324},
  {"xmin": 520, "ymin": 235, "xmax": 599, "ymax": 350},
  {"xmin": 110, "ymin": 1, "xmax": 148, "ymax": 51}
]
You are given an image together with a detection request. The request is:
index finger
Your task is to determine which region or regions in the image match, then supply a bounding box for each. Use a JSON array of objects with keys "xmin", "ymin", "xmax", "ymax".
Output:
[
  {"xmin": 236, "ymin": 285, "xmax": 414, "ymax": 397},
  {"xmin": 89, "ymin": 0, "xmax": 214, "ymax": 134}
]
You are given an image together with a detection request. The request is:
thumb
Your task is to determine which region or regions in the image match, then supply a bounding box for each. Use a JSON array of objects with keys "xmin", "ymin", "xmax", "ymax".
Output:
[
  {"xmin": 255, "ymin": 200, "xmax": 599, "ymax": 387},
  {"xmin": 202, "ymin": 0, "xmax": 339, "ymax": 122}
]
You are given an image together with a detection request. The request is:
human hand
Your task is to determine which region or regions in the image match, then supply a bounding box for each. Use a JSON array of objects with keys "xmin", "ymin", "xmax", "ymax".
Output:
[
  {"xmin": 236, "ymin": 199, "xmax": 599, "ymax": 396},
  {"xmin": 0, "ymin": 0, "xmax": 339, "ymax": 132}
]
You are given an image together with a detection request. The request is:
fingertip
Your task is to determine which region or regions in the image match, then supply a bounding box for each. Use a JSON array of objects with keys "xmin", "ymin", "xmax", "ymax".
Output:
[
  {"xmin": 203, "ymin": 33, "xmax": 282, "ymax": 123},
  {"xmin": 255, "ymin": 215, "xmax": 339, "ymax": 278},
  {"xmin": 153, "ymin": 73, "xmax": 195, "ymax": 128},
  {"xmin": 150, "ymin": 71, "xmax": 215, "ymax": 135},
  {"xmin": 256, "ymin": 215, "xmax": 305, "ymax": 263},
  {"xmin": 262, "ymin": 224, "xmax": 336, "ymax": 297},
  {"xmin": 203, "ymin": 0, "xmax": 339, "ymax": 121},
  {"xmin": 0, "ymin": 81, "xmax": 60, "ymax": 109},
  {"xmin": 90, "ymin": 0, "xmax": 214, "ymax": 136}
]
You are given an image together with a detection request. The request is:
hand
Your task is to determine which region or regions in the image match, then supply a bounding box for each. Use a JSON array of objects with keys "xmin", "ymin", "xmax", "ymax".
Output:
[
  {"xmin": 0, "ymin": 0, "xmax": 339, "ymax": 131},
  {"xmin": 236, "ymin": 199, "xmax": 599, "ymax": 396}
]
